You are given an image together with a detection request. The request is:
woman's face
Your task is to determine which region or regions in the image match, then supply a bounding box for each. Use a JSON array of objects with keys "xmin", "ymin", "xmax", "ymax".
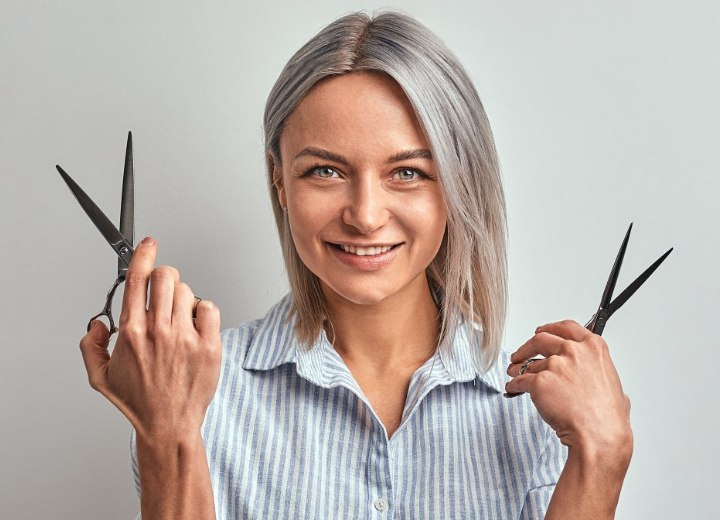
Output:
[{"xmin": 274, "ymin": 72, "xmax": 447, "ymax": 306}]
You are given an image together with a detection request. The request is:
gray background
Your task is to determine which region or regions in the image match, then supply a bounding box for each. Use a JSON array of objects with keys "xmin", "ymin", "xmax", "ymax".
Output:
[{"xmin": 1, "ymin": 1, "xmax": 717, "ymax": 518}]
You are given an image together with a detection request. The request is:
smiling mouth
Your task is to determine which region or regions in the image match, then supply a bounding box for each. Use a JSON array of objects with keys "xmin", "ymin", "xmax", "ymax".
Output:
[{"xmin": 329, "ymin": 243, "xmax": 403, "ymax": 256}]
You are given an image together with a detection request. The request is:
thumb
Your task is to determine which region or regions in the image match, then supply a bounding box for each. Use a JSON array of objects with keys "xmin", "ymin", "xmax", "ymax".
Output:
[{"xmin": 80, "ymin": 320, "xmax": 111, "ymax": 392}]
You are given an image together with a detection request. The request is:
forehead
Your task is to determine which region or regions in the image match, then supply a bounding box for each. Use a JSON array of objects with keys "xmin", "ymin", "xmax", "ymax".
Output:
[{"xmin": 280, "ymin": 72, "xmax": 429, "ymax": 161}]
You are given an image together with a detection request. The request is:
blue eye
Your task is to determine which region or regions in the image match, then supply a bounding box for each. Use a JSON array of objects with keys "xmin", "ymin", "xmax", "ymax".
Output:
[
  {"xmin": 306, "ymin": 166, "xmax": 339, "ymax": 178},
  {"xmin": 395, "ymin": 168, "xmax": 421, "ymax": 181}
]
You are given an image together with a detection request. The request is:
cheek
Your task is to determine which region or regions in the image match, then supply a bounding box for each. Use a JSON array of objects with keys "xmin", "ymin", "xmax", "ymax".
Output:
[
  {"xmin": 405, "ymin": 194, "xmax": 447, "ymax": 249},
  {"xmin": 286, "ymin": 191, "xmax": 336, "ymax": 254}
]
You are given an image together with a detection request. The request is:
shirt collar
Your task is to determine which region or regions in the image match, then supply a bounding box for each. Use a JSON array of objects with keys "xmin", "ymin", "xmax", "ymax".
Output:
[{"xmin": 242, "ymin": 293, "xmax": 506, "ymax": 393}]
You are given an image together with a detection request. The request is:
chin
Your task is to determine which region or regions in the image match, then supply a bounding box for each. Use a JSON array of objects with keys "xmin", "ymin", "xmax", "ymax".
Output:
[{"xmin": 320, "ymin": 279, "xmax": 397, "ymax": 307}]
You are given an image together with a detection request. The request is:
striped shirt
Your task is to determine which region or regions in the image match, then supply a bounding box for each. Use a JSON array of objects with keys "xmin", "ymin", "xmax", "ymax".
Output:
[{"xmin": 131, "ymin": 294, "xmax": 567, "ymax": 519}]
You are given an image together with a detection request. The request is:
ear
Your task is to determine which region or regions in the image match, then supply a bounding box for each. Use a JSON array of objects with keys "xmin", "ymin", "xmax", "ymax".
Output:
[{"xmin": 269, "ymin": 153, "xmax": 287, "ymax": 209}]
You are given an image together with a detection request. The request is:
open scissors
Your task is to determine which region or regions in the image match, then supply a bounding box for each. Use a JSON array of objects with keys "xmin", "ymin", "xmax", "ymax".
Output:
[
  {"xmin": 584, "ymin": 223, "xmax": 673, "ymax": 335},
  {"xmin": 505, "ymin": 223, "xmax": 673, "ymax": 397},
  {"xmin": 57, "ymin": 132, "xmax": 135, "ymax": 336}
]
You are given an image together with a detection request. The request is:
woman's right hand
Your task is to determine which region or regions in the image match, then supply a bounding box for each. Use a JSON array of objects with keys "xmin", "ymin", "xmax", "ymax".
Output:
[{"xmin": 79, "ymin": 237, "xmax": 222, "ymax": 441}]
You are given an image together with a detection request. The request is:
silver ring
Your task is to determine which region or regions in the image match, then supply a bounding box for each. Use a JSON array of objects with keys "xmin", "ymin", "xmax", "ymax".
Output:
[
  {"xmin": 519, "ymin": 358, "xmax": 537, "ymax": 375},
  {"xmin": 192, "ymin": 296, "xmax": 202, "ymax": 318}
]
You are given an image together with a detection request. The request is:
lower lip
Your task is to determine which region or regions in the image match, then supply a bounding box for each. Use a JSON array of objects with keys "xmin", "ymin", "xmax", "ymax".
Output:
[{"xmin": 328, "ymin": 243, "xmax": 403, "ymax": 271}]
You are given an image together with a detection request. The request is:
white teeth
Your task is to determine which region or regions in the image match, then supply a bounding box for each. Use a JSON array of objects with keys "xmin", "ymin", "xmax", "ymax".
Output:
[{"xmin": 340, "ymin": 244, "xmax": 394, "ymax": 256}]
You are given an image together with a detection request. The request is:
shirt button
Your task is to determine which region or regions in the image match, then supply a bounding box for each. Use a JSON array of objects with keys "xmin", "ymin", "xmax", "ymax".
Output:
[{"xmin": 373, "ymin": 498, "xmax": 388, "ymax": 512}]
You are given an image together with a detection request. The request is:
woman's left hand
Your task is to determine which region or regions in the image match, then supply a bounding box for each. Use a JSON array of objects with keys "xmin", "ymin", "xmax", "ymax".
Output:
[{"xmin": 505, "ymin": 320, "xmax": 633, "ymax": 454}]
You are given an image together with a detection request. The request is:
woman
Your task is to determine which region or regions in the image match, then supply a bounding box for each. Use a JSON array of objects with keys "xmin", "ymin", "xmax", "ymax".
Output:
[{"xmin": 80, "ymin": 11, "xmax": 632, "ymax": 519}]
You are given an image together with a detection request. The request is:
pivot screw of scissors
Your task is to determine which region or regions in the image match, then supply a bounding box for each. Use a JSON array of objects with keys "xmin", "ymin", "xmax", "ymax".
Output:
[{"xmin": 119, "ymin": 246, "xmax": 129, "ymax": 255}]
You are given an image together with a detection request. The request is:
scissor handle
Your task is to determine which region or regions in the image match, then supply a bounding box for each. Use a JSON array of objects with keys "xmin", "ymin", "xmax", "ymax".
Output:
[
  {"xmin": 585, "ymin": 308, "xmax": 611, "ymax": 336},
  {"xmin": 87, "ymin": 278, "xmax": 122, "ymax": 336}
]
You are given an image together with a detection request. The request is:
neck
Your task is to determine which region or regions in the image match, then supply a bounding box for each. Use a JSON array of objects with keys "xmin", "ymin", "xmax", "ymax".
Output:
[{"xmin": 321, "ymin": 274, "xmax": 440, "ymax": 372}]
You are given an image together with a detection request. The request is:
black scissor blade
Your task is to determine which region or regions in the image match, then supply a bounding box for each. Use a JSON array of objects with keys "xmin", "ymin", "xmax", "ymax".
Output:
[
  {"xmin": 606, "ymin": 247, "xmax": 673, "ymax": 318},
  {"xmin": 118, "ymin": 132, "xmax": 135, "ymax": 277},
  {"xmin": 56, "ymin": 164, "xmax": 134, "ymax": 267},
  {"xmin": 599, "ymin": 223, "xmax": 633, "ymax": 311}
]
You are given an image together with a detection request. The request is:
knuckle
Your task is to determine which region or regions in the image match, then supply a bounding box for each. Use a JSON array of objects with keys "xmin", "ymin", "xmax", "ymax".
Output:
[
  {"xmin": 147, "ymin": 321, "xmax": 171, "ymax": 342},
  {"xmin": 536, "ymin": 331, "xmax": 555, "ymax": 343},
  {"xmin": 197, "ymin": 300, "xmax": 220, "ymax": 316},
  {"xmin": 204, "ymin": 300, "xmax": 219, "ymax": 313},
  {"xmin": 125, "ymin": 270, "xmax": 147, "ymax": 288},
  {"xmin": 177, "ymin": 334, "xmax": 195, "ymax": 351},
  {"xmin": 544, "ymin": 356, "xmax": 558, "ymax": 371},
  {"xmin": 590, "ymin": 335, "xmax": 609, "ymax": 351},
  {"xmin": 121, "ymin": 322, "xmax": 145, "ymax": 343},
  {"xmin": 560, "ymin": 338, "xmax": 575, "ymax": 353},
  {"xmin": 176, "ymin": 282, "xmax": 192, "ymax": 295},
  {"xmin": 162, "ymin": 265, "xmax": 180, "ymax": 279},
  {"xmin": 151, "ymin": 266, "xmax": 176, "ymax": 283}
]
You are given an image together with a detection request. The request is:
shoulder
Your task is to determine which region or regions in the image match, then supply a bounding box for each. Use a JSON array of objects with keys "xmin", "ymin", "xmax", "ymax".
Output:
[
  {"xmin": 218, "ymin": 293, "xmax": 294, "ymax": 354},
  {"xmin": 218, "ymin": 318, "xmax": 262, "ymax": 368},
  {"xmin": 216, "ymin": 293, "xmax": 297, "ymax": 373}
]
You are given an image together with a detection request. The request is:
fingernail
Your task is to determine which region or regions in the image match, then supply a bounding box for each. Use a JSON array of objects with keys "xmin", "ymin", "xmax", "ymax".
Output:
[
  {"xmin": 503, "ymin": 384, "xmax": 513, "ymax": 398},
  {"xmin": 141, "ymin": 236, "xmax": 155, "ymax": 246}
]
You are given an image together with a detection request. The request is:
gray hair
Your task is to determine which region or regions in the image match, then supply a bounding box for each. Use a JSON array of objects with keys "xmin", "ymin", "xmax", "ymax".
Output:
[{"xmin": 263, "ymin": 11, "xmax": 507, "ymax": 370}]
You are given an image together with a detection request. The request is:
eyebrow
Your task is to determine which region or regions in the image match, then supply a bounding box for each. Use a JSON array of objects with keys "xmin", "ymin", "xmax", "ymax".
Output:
[{"xmin": 292, "ymin": 146, "xmax": 433, "ymax": 165}]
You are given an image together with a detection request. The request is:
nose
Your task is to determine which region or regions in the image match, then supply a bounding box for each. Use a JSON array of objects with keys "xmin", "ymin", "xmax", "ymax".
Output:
[{"xmin": 342, "ymin": 174, "xmax": 390, "ymax": 235}]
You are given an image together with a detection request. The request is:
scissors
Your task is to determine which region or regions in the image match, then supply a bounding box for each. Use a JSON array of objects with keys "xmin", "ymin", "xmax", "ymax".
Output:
[
  {"xmin": 584, "ymin": 223, "xmax": 672, "ymax": 335},
  {"xmin": 505, "ymin": 223, "xmax": 673, "ymax": 397},
  {"xmin": 57, "ymin": 132, "xmax": 136, "ymax": 336}
]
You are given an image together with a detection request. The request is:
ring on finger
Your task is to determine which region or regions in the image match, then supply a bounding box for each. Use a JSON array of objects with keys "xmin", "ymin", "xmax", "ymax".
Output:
[
  {"xmin": 519, "ymin": 358, "xmax": 538, "ymax": 375},
  {"xmin": 192, "ymin": 296, "xmax": 202, "ymax": 319}
]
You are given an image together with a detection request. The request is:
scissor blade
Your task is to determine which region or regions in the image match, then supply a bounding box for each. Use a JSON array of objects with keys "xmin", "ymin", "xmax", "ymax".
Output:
[
  {"xmin": 118, "ymin": 132, "xmax": 135, "ymax": 278},
  {"xmin": 606, "ymin": 247, "xmax": 673, "ymax": 318},
  {"xmin": 599, "ymin": 223, "xmax": 633, "ymax": 311},
  {"xmin": 56, "ymin": 164, "xmax": 134, "ymax": 268}
]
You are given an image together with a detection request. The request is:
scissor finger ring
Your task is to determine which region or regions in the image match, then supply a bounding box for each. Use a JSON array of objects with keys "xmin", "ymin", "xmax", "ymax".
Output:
[{"xmin": 519, "ymin": 358, "xmax": 537, "ymax": 375}]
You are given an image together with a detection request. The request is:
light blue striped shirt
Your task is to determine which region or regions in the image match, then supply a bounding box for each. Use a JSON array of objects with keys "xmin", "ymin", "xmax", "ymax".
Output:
[{"xmin": 132, "ymin": 294, "xmax": 567, "ymax": 518}]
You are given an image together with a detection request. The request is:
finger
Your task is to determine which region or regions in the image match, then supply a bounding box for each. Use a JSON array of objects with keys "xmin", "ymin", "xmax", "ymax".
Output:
[
  {"xmin": 536, "ymin": 319, "xmax": 592, "ymax": 342},
  {"xmin": 504, "ymin": 373, "xmax": 537, "ymax": 396},
  {"xmin": 80, "ymin": 320, "xmax": 111, "ymax": 393},
  {"xmin": 147, "ymin": 266, "xmax": 180, "ymax": 330},
  {"xmin": 511, "ymin": 332, "xmax": 567, "ymax": 364},
  {"xmin": 172, "ymin": 282, "xmax": 196, "ymax": 330},
  {"xmin": 507, "ymin": 356, "xmax": 550, "ymax": 377},
  {"xmin": 120, "ymin": 237, "xmax": 157, "ymax": 324},
  {"xmin": 194, "ymin": 299, "xmax": 221, "ymax": 340}
]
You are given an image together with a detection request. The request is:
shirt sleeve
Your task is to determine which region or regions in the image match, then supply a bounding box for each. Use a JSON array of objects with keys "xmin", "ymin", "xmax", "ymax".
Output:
[
  {"xmin": 519, "ymin": 427, "xmax": 568, "ymax": 519},
  {"xmin": 130, "ymin": 428, "xmax": 142, "ymax": 519}
]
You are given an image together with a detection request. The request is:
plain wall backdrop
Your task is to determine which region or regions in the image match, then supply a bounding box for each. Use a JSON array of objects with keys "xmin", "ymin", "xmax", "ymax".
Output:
[{"xmin": 1, "ymin": 1, "xmax": 717, "ymax": 518}]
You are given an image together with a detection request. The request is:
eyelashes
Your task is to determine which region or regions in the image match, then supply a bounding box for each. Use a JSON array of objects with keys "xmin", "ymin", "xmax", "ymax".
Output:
[
  {"xmin": 299, "ymin": 163, "xmax": 432, "ymax": 181},
  {"xmin": 301, "ymin": 164, "xmax": 340, "ymax": 179}
]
